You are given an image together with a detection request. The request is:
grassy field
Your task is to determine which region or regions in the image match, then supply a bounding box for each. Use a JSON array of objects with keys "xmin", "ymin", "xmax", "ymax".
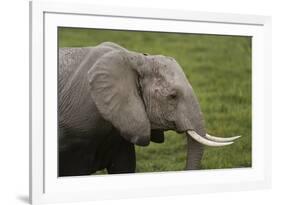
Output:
[{"xmin": 59, "ymin": 27, "xmax": 252, "ymax": 172}]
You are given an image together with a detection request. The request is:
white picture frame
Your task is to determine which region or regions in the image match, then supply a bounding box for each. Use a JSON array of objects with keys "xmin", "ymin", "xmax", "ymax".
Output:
[{"xmin": 29, "ymin": 1, "xmax": 272, "ymax": 204}]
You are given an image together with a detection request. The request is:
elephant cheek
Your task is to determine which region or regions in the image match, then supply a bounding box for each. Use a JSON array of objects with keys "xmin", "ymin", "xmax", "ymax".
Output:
[{"xmin": 175, "ymin": 113, "xmax": 193, "ymax": 133}]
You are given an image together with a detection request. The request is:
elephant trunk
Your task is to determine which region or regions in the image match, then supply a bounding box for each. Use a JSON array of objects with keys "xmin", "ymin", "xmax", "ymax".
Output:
[
  {"xmin": 180, "ymin": 89, "xmax": 240, "ymax": 169},
  {"xmin": 185, "ymin": 130, "xmax": 242, "ymax": 169},
  {"xmin": 176, "ymin": 90, "xmax": 206, "ymax": 170},
  {"xmin": 186, "ymin": 136, "xmax": 204, "ymax": 170}
]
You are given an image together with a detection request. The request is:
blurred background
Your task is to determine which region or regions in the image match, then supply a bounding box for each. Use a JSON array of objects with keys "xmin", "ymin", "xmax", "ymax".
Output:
[{"xmin": 58, "ymin": 27, "xmax": 252, "ymax": 172}]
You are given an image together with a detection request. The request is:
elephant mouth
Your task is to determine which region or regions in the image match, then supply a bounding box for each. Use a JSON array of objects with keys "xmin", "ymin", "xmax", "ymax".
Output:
[{"xmin": 185, "ymin": 130, "xmax": 241, "ymax": 147}]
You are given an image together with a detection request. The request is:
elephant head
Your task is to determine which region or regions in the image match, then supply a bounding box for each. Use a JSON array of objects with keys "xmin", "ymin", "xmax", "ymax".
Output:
[{"xmin": 88, "ymin": 45, "xmax": 241, "ymax": 170}]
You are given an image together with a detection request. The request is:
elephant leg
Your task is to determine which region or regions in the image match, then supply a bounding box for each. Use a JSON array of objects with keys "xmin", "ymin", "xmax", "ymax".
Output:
[
  {"xmin": 59, "ymin": 146, "xmax": 95, "ymax": 176},
  {"xmin": 58, "ymin": 127, "xmax": 97, "ymax": 176},
  {"xmin": 186, "ymin": 136, "xmax": 204, "ymax": 170},
  {"xmin": 107, "ymin": 138, "xmax": 136, "ymax": 174}
]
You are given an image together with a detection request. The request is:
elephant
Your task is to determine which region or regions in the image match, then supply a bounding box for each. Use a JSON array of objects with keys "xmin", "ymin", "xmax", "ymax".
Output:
[{"xmin": 58, "ymin": 42, "xmax": 241, "ymax": 176}]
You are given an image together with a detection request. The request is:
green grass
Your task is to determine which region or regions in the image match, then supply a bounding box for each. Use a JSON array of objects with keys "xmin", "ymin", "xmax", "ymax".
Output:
[{"xmin": 59, "ymin": 27, "xmax": 252, "ymax": 171}]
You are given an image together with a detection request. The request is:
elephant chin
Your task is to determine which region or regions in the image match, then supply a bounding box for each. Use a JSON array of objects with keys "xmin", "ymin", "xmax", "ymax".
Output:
[{"xmin": 150, "ymin": 130, "xmax": 165, "ymax": 143}]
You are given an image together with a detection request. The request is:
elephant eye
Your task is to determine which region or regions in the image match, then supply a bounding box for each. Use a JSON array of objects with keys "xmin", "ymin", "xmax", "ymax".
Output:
[{"xmin": 168, "ymin": 92, "xmax": 177, "ymax": 100}]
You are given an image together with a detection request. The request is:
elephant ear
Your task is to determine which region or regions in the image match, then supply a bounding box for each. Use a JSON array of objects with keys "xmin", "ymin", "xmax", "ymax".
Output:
[{"xmin": 88, "ymin": 50, "xmax": 151, "ymax": 146}]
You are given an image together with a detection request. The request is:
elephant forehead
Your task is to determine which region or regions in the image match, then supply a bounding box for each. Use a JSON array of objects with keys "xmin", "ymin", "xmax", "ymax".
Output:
[
  {"xmin": 158, "ymin": 61, "xmax": 187, "ymax": 83},
  {"xmin": 150, "ymin": 56, "xmax": 183, "ymax": 74}
]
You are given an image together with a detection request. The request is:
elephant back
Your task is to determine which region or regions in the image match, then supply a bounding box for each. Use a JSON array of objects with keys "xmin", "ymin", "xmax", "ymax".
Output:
[{"xmin": 58, "ymin": 47, "xmax": 90, "ymax": 93}]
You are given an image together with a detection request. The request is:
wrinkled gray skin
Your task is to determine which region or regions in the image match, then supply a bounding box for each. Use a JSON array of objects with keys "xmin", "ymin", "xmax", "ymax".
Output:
[{"xmin": 58, "ymin": 42, "xmax": 205, "ymax": 176}]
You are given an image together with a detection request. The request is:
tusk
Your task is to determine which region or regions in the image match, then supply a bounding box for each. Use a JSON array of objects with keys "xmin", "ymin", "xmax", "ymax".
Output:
[
  {"xmin": 187, "ymin": 130, "xmax": 233, "ymax": 147},
  {"xmin": 205, "ymin": 133, "xmax": 241, "ymax": 142}
]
